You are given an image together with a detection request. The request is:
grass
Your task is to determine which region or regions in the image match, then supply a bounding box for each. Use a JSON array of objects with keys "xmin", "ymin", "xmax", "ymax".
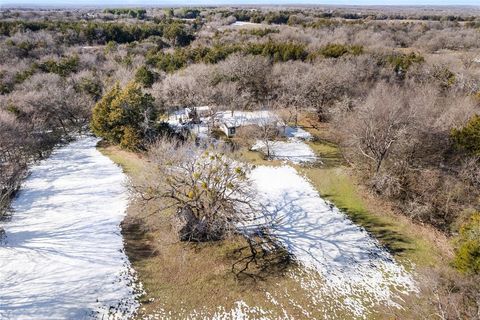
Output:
[
  {"xmin": 296, "ymin": 116, "xmax": 451, "ymax": 267},
  {"xmin": 98, "ymin": 142, "xmax": 358, "ymax": 319},
  {"xmin": 97, "ymin": 140, "xmax": 145, "ymax": 176},
  {"xmin": 97, "ymin": 127, "xmax": 452, "ymax": 319},
  {"xmin": 298, "ymin": 163, "xmax": 443, "ymax": 268}
]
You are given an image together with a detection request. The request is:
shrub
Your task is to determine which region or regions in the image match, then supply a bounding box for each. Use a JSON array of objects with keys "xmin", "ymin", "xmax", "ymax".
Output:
[
  {"xmin": 76, "ymin": 76, "xmax": 103, "ymax": 101},
  {"xmin": 386, "ymin": 52, "xmax": 424, "ymax": 73},
  {"xmin": 135, "ymin": 65, "xmax": 156, "ymax": 88},
  {"xmin": 309, "ymin": 44, "xmax": 364, "ymax": 59},
  {"xmin": 104, "ymin": 8, "xmax": 146, "ymax": 19},
  {"xmin": 239, "ymin": 28, "xmax": 279, "ymax": 37},
  {"xmin": 163, "ymin": 22, "xmax": 194, "ymax": 47},
  {"xmin": 454, "ymin": 212, "xmax": 480, "ymax": 274},
  {"xmin": 152, "ymin": 51, "xmax": 187, "ymax": 73},
  {"xmin": 452, "ymin": 114, "xmax": 480, "ymax": 156},
  {"xmin": 245, "ymin": 41, "xmax": 308, "ymax": 62},
  {"xmin": 39, "ymin": 55, "xmax": 79, "ymax": 77}
]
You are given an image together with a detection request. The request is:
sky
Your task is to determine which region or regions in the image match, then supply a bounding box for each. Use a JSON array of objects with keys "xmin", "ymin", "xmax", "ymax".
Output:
[{"xmin": 1, "ymin": 0, "xmax": 479, "ymax": 7}]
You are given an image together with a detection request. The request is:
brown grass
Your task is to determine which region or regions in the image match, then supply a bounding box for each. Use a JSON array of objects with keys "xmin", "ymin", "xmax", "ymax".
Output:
[
  {"xmin": 98, "ymin": 131, "xmax": 454, "ymax": 319},
  {"xmin": 98, "ymin": 143, "xmax": 352, "ymax": 319}
]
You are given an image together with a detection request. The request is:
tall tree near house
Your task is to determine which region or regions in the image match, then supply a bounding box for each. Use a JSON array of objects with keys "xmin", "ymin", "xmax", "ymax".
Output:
[
  {"xmin": 303, "ymin": 67, "xmax": 346, "ymax": 122},
  {"xmin": 217, "ymin": 54, "xmax": 272, "ymax": 109},
  {"xmin": 91, "ymin": 82, "xmax": 122, "ymax": 142},
  {"xmin": 272, "ymin": 61, "xmax": 310, "ymax": 126}
]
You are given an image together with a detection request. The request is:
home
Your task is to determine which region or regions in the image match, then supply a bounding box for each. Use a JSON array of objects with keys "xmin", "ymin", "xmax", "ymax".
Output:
[{"xmin": 219, "ymin": 120, "xmax": 239, "ymax": 137}]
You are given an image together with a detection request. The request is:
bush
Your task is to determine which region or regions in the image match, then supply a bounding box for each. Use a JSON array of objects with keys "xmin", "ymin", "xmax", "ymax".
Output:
[
  {"xmin": 163, "ymin": 22, "xmax": 194, "ymax": 47},
  {"xmin": 239, "ymin": 28, "xmax": 279, "ymax": 37},
  {"xmin": 135, "ymin": 65, "xmax": 156, "ymax": 88},
  {"xmin": 39, "ymin": 55, "xmax": 79, "ymax": 77},
  {"xmin": 152, "ymin": 51, "xmax": 187, "ymax": 73},
  {"xmin": 75, "ymin": 76, "xmax": 103, "ymax": 101},
  {"xmin": 245, "ymin": 41, "xmax": 308, "ymax": 62},
  {"xmin": 454, "ymin": 212, "xmax": 480, "ymax": 274},
  {"xmin": 104, "ymin": 8, "xmax": 146, "ymax": 19},
  {"xmin": 320, "ymin": 43, "xmax": 364, "ymax": 58},
  {"xmin": 452, "ymin": 115, "xmax": 480, "ymax": 156},
  {"xmin": 386, "ymin": 52, "xmax": 424, "ymax": 73}
]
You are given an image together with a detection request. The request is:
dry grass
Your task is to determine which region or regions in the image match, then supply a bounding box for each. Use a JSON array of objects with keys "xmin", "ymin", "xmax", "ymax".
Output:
[
  {"xmin": 98, "ymin": 131, "xmax": 453, "ymax": 319},
  {"xmin": 294, "ymin": 115, "xmax": 453, "ymax": 267},
  {"xmin": 99, "ymin": 142, "xmax": 362, "ymax": 319}
]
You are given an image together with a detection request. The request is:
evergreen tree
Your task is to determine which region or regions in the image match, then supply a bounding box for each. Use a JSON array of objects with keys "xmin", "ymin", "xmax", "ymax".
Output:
[
  {"xmin": 91, "ymin": 82, "xmax": 157, "ymax": 150},
  {"xmin": 452, "ymin": 114, "xmax": 480, "ymax": 156},
  {"xmin": 135, "ymin": 66, "xmax": 156, "ymax": 88}
]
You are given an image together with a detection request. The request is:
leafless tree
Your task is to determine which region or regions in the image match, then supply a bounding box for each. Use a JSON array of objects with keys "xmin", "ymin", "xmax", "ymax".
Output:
[
  {"xmin": 343, "ymin": 83, "xmax": 411, "ymax": 175},
  {"xmin": 138, "ymin": 137, "xmax": 255, "ymax": 241},
  {"xmin": 254, "ymin": 117, "xmax": 280, "ymax": 159}
]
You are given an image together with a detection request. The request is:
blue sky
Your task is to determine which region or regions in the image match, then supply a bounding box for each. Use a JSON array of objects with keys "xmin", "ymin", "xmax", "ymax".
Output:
[{"xmin": 1, "ymin": 0, "xmax": 479, "ymax": 7}]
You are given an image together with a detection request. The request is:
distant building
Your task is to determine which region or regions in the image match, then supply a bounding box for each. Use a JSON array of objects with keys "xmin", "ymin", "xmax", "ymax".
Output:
[{"xmin": 219, "ymin": 120, "xmax": 239, "ymax": 137}]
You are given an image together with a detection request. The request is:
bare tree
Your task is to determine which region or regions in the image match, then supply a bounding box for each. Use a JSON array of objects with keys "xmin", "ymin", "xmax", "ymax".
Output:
[
  {"xmin": 343, "ymin": 83, "xmax": 411, "ymax": 174},
  {"xmin": 216, "ymin": 54, "xmax": 273, "ymax": 109},
  {"xmin": 139, "ymin": 137, "xmax": 254, "ymax": 241},
  {"xmin": 255, "ymin": 117, "xmax": 280, "ymax": 159}
]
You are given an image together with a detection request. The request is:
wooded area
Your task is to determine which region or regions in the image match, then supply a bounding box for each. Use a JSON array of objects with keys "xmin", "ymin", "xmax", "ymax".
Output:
[{"xmin": 1, "ymin": 5, "xmax": 479, "ymax": 319}]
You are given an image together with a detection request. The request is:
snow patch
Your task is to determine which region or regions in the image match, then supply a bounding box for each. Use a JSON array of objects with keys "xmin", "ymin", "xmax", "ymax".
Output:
[
  {"xmin": 252, "ymin": 126, "xmax": 316, "ymax": 164},
  {"xmin": 231, "ymin": 21, "xmax": 263, "ymax": 27},
  {"xmin": 0, "ymin": 136, "xmax": 140, "ymax": 319},
  {"xmin": 250, "ymin": 165, "xmax": 417, "ymax": 317},
  {"xmin": 141, "ymin": 301, "xmax": 273, "ymax": 320},
  {"xmin": 252, "ymin": 140, "xmax": 317, "ymax": 164},
  {"xmin": 284, "ymin": 126, "xmax": 313, "ymax": 140}
]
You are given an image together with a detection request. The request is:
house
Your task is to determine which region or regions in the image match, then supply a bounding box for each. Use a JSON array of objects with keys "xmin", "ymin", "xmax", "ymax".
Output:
[
  {"xmin": 220, "ymin": 120, "xmax": 239, "ymax": 137},
  {"xmin": 217, "ymin": 110, "xmax": 282, "ymax": 137}
]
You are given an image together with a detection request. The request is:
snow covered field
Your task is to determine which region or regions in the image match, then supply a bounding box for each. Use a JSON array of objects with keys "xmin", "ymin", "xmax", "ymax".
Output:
[
  {"xmin": 0, "ymin": 136, "xmax": 139, "ymax": 319},
  {"xmin": 253, "ymin": 140, "xmax": 317, "ymax": 164},
  {"xmin": 250, "ymin": 166, "xmax": 417, "ymax": 317},
  {"xmin": 253, "ymin": 126, "xmax": 317, "ymax": 164}
]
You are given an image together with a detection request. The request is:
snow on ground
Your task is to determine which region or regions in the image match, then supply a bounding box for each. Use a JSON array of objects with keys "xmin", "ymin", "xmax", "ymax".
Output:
[
  {"xmin": 253, "ymin": 126, "xmax": 316, "ymax": 164},
  {"xmin": 215, "ymin": 110, "xmax": 279, "ymax": 127},
  {"xmin": 143, "ymin": 301, "xmax": 272, "ymax": 320},
  {"xmin": 0, "ymin": 136, "xmax": 139, "ymax": 319},
  {"xmin": 252, "ymin": 140, "xmax": 317, "ymax": 164},
  {"xmin": 249, "ymin": 165, "xmax": 417, "ymax": 317},
  {"xmin": 231, "ymin": 21, "xmax": 264, "ymax": 27},
  {"xmin": 284, "ymin": 126, "xmax": 313, "ymax": 140}
]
